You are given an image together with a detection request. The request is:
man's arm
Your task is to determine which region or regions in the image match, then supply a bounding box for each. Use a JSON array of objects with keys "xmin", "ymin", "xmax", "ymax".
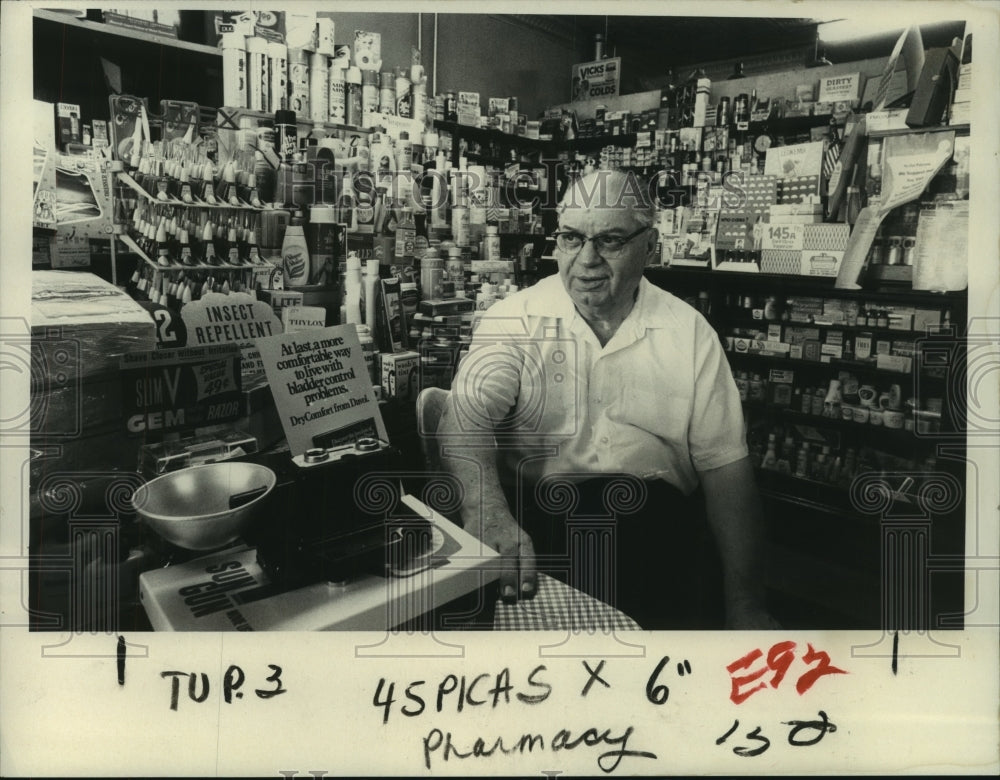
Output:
[
  {"xmin": 699, "ymin": 456, "xmax": 780, "ymax": 629},
  {"xmin": 437, "ymin": 396, "xmax": 537, "ymax": 602}
]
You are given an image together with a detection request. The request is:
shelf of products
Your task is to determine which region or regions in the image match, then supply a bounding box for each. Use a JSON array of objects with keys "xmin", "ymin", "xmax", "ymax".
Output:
[{"xmin": 33, "ymin": 9, "xmax": 221, "ymax": 56}]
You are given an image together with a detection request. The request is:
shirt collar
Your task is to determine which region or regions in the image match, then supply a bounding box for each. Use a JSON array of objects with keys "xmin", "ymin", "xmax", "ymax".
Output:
[{"xmin": 526, "ymin": 274, "xmax": 678, "ymax": 334}]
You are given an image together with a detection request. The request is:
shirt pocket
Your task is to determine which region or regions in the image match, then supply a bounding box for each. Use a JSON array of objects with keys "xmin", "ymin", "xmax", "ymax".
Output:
[{"xmin": 613, "ymin": 384, "xmax": 690, "ymax": 444}]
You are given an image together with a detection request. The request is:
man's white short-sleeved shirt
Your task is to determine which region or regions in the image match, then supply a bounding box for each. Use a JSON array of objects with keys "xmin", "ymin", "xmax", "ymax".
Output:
[{"xmin": 450, "ymin": 274, "xmax": 748, "ymax": 495}]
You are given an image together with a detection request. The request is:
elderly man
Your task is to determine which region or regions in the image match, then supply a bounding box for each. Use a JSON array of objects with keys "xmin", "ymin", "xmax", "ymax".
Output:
[{"xmin": 438, "ymin": 170, "xmax": 777, "ymax": 630}]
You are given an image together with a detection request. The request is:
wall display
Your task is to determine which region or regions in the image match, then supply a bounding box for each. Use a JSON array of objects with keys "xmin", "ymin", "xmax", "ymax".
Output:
[{"xmin": 7, "ymin": 5, "xmax": 998, "ymax": 780}]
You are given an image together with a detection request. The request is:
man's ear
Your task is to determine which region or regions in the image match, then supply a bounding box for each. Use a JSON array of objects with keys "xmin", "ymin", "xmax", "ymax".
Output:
[{"xmin": 645, "ymin": 227, "xmax": 659, "ymax": 255}]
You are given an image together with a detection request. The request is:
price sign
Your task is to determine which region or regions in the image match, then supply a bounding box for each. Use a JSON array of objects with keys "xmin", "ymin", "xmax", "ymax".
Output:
[{"xmin": 762, "ymin": 223, "xmax": 804, "ymax": 251}]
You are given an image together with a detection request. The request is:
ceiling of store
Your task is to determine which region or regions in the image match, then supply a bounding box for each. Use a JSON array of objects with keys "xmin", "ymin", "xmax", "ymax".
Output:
[{"xmin": 504, "ymin": 14, "xmax": 968, "ymax": 92}]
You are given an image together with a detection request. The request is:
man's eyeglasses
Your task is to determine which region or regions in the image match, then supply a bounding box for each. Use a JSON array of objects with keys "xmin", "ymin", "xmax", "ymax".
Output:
[{"xmin": 552, "ymin": 225, "xmax": 651, "ymax": 257}]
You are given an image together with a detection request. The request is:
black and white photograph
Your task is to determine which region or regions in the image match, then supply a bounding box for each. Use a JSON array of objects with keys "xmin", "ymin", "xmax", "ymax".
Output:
[{"xmin": 1, "ymin": 1, "xmax": 998, "ymax": 776}]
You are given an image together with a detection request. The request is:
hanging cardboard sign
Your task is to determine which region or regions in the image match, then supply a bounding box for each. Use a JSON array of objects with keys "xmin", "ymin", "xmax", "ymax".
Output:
[
  {"xmin": 256, "ymin": 324, "xmax": 387, "ymax": 456},
  {"xmin": 571, "ymin": 57, "xmax": 621, "ymax": 101}
]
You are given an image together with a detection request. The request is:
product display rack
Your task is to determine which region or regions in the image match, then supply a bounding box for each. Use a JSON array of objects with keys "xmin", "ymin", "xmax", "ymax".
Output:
[{"xmin": 645, "ymin": 264, "xmax": 967, "ymax": 627}]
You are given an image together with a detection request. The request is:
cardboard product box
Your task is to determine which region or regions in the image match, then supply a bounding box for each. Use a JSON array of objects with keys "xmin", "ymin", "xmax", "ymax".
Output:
[
  {"xmin": 760, "ymin": 249, "xmax": 801, "ymax": 274},
  {"xmin": 31, "ymin": 271, "xmax": 156, "ymax": 384},
  {"xmin": 800, "ymin": 250, "xmax": 844, "ymax": 277},
  {"xmin": 949, "ymin": 101, "xmax": 970, "ymax": 125},
  {"xmin": 765, "ymin": 142, "xmax": 824, "ymax": 179},
  {"xmin": 381, "ymin": 350, "xmax": 420, "ymax": 401},
  {"xmin": 803, "ymin": 223, "xmax": 850, "ymax": 251},
  {"xmin": 55, "ymin": 102, "xmax": 82, "ymax": 149},
  {"xmin": 259, "ymin": 289, "xmax": 304, "ymax": 318},
  {"xmin": 418, "ymin": 298, "xmax": 476, "ymax": 317},
  {"xmin": 784, "ymin": 326, "xmax": 821, "ymax": 345},
  {"xmin": 913, "ymin": 308, "xmax": 943, "ymax": 332},
  {"xmin": 776, "ymin": 175, "xmax": 821, "ymax": 204},
  {"xmin": 802, "ymin": 339, "xmax": 823, "ymax": 361}
]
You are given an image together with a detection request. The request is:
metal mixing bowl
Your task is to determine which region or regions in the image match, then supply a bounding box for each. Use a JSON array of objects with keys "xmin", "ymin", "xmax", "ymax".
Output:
[{"xmin": 131, "ymin": 462, "xmax": 277, "ymax": 551}]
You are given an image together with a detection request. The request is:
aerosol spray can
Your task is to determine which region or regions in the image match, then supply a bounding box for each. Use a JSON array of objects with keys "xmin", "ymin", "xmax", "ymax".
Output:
[
  {"xmin": 379, "ymin": 72, "xmax": 396, "ymax": 115},
  {"xmin": 345, "ymin": 67, "xmax": 363, "ymax": 127},
  {"xmin": 287, "ymin": 48, "xmax": 310, "ymax": 116},
  {"xmin": 221, "ymin": 33, "xmax": 247, "ymax": 108},
  {"xmin": 268, "ymin": 41, "xmax": 288, "ymax": 112},
  {"xmin": 328, "ymin": 60, "xmax": 346, "ymax": 124},
  {"xmin": 309, "ymin": 51, "xmax": 329, "ymax": 123}
]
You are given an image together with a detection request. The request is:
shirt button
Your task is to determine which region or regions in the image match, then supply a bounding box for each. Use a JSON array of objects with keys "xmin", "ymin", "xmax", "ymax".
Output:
[{"xmin": 600, "ymin": 437, "xmax": 609, "ymax": 444}]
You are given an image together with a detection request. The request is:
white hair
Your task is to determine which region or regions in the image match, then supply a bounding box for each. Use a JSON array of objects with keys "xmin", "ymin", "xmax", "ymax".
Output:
[{"xmin": 557, "ymin": 170, "xmax": 655, "ymax": 227}]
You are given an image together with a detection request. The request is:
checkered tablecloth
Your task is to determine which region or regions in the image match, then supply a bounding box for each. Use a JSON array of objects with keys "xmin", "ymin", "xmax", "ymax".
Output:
[{"xmin": 492, "ymin": 573, "xmax": 641, "ymax": 631}]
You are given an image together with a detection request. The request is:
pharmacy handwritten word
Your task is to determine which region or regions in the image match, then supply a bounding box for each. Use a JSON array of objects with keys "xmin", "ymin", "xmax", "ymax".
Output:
[{"xmin": 726, "ymin": 641, "xmax": 847, "ymax": 704}]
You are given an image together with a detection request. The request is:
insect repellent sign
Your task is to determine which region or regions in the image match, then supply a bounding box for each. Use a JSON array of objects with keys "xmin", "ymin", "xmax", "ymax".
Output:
[{"xmin": 572, "ymin": 58, "xmax": 621, "ymax": 101}]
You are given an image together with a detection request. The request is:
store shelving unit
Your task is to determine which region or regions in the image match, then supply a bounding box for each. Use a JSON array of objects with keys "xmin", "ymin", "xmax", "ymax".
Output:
[{"xmin": 644, "ymin": 262, "xmax": 967, "ymax": 628}]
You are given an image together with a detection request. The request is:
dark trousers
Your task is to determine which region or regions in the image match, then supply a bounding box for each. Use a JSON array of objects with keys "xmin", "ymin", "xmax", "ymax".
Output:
[{"xmin": 508, "ymin": 476, "xmax": 726, "ymax": 630}]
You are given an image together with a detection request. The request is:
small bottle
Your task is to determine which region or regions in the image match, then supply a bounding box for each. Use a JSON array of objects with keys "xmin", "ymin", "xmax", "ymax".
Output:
[
  {"xmin": 225, "ymin": 226, "xmax": 242, "ymax": 266},
  {"xmin": 800, "ymin": 386, "xmax": 813, "ymax": 414},
  {"xmin": 812, "ymin": 448, "xmax": 828, "ymax": 481},
  {"xmin": 178, "ymin": 229, "xmax": 194, "ymax": 267},
  {"xmin": 343, "ymin": 252, "xmax": 363, "ymax": 324},
  {"xmin": 776, "ymin": 436, "xmax": 795, "ymax": 474},
  {"xmin": 396, "ymin": 131, "xmax": 413, "ymax": 173},
  {"xmin": 811, "ymin": 386, "xmax": 825, "ymax": 416},
  {"xmin": 795, "ymin": 443, "xmax": 810, "ymax": 478},
  {"xmin": 736, "ymin": 371, "xmax": 750, "ymax": 402},
  {"xmin": 281, "ymin": 213, "xmax": 310, "ymax": 286},
  {"xmin": 446, "ymin": 245, "xmax": 465, "ymax": 285},
  {"xmin": 395, "ymin": 66, "xmax": 411, "ymax": 118},
  {"xmin": 154, "ymin": 220, "xmax": 172, "ymax": 268},
  {"xmin": 355, "ymin": 324, "xmax": 378, "ymax": 386},
  {"xmin": 749, "ymin": 373, "xmax": 765, "ymax": 402},
  {"xmin": 419, "ymin": 246, "xmax": 444, "ymax": 301},
  {"xmin": 395, "ymin": 206, "xmax": 416, "ymax": 261},
  {"xmin": 477, "ymin": 281, "xmax": 496, "ymax": 311},
  {"xmin": 363, "ymin": 258, "xmax": 379, "ymax": 328},
  {"xmin": 246, "ymin": 230, "xmax": 264, "ymax": 265},
  {"xmin": 760, "ymin": 434, "xmax": 778, "ymax": 470},
  {"xmin": 202, "ymin": 221, "xmax": 220, "ymax": 266},
  {"xmin": 485, "ymin": 223, "xmax": 501, "ymax": 262}
]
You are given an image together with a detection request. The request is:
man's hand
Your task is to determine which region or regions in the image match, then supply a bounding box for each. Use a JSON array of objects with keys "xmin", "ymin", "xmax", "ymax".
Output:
[{"xmin": 474, "ymin": 506, "xmax": 537, "ymax": 603}]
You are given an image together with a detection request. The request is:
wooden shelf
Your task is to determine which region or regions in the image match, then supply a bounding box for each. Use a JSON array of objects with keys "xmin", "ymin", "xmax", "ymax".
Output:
[
  {"xmin": 34, "ymin": 9, "xmax": 220, "ymax": 57},
  {"xmin": 644, "ymin": 265, "xmax": 967, "ymax": 305},
  {"xmin": 722, "ymin": 315, "xmax": 950, "ymax": 341},
  {"xmin": 434, "ymin": 120, "xmax": 551, "ymax": 151},
  {"xmin": 725, "ymin": 349, "xmax": 947, "ymax": 381},
  {"xmin": 750, "ymin": 113, "xmax": 837, "ymax": 136}
]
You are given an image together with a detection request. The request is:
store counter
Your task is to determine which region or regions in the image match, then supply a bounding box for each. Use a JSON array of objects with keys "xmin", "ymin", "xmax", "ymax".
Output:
[{"xmin": 138, "ymin": 494, "xmax": 640, "ymax": 632}]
